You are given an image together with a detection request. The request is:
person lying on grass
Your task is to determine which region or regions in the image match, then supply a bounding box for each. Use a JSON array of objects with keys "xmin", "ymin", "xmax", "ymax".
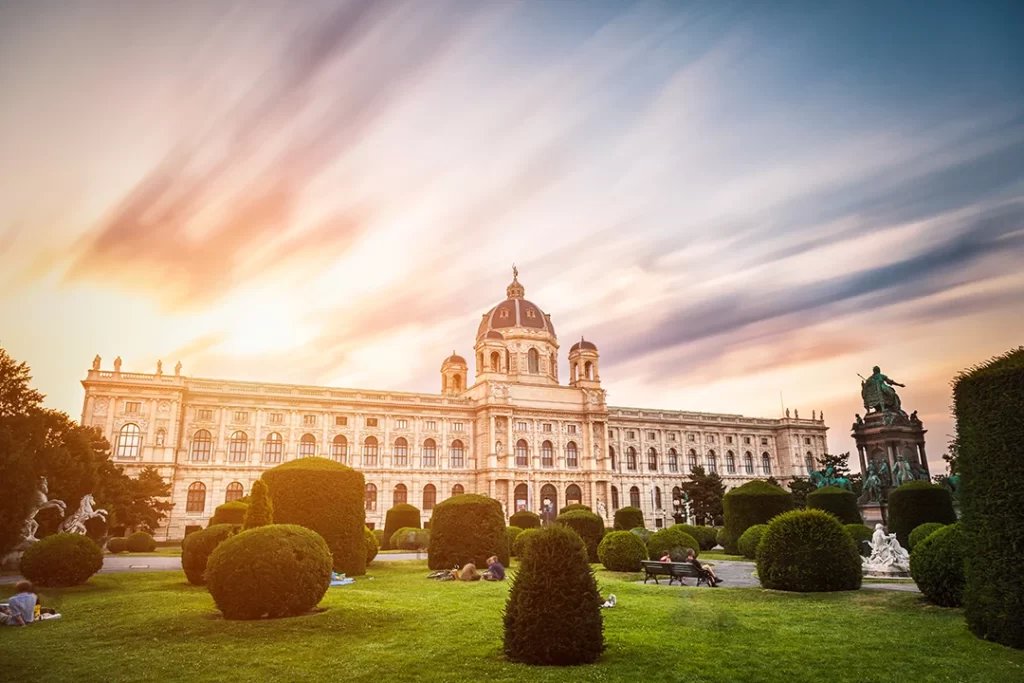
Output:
[
  {"xmin": 4, "ymin": 581, "xmax": 38, "ymax": 626},
  {"xmin": 458, "ymin": 563, "xmax": 482, "ymax": 581},
  {"xmin": 483, "ymin": 555, "xmax": 505, "ymax": 581}
]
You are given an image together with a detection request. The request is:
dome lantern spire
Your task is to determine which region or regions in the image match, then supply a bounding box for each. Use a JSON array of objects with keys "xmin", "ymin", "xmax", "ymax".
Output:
[{"xmin": 506, "ymin": 263, "xmax": 525, "ymax": 299}]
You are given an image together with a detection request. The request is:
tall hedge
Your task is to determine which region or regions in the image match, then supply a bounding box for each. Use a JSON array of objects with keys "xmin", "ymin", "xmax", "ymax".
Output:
[
  {"xmin": 262, "ymin": 457, "xmax": 366, "ymax": 575},
  {"xmin": 428, "ymin": 494, "xmax": 508, "ymax": 570},
  {"xmin": 807, "ymin": 486, "xmax": 862, "ymax": 525},
  {"xmin": 955, "ymin": 347, "xmax": 1024, "ymax": 648},
  {"xmin": 243, "ymin": 479, "xmax": 273, "ymax": 530},
  {"xmin": 756, "ymin": 509, "xmax": 862, "ymax": 592},
  {"xmin": 722, "ymin": 481, "xmax": 793, "ymax": 554},
  {"xmin": 613, "ymin": 506, "xmax": 645, "ymax": 531},
  {"xmin": 210, "ymin": 501, "xmax": 248, "ymax": 526},
  {"xmin": 887, "ymin": 481, "xmax": 957, "ymax": 547},
  {"xmin": 557, "ymin": 510, "xmax": 605, "ymax": 562},
  {"xmin": 509, "ymin": 510, "xmax": 541, "ymax": 530},
  {"xmin": 383, "ymin": 503, "xmax": 421, "ymax": 549}
]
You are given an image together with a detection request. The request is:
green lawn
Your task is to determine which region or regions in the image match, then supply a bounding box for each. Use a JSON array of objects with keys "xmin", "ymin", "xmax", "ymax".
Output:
[
  {"xmin": 2, "ymin": 561, "xmax": 1021, "ymax": 683},
  {"xmin": 698, "ymin": 551, "xmax": 748, "ymax": 562},
  {"xmin": 107, "ymin": 547, "xmax": 183, "ymax": 557}
]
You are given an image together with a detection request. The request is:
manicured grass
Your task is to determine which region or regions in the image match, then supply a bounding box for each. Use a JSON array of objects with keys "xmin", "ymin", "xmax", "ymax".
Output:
[
  {"xmin": 699, "ymin": 551, "xmax": 749, "ymax": 562},
  {"xmin": 107, "ymin": 547, "xmax": 183, "ymax": 557},
  {"xmin": 2, "ymin": 561, "xmax": 1022, "ymax": 682}
]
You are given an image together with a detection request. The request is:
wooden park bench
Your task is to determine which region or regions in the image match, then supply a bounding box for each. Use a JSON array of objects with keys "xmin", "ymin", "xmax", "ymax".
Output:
[{"xmin": 640, "ymin": 560, "xmax": 712, "ymax": 587}]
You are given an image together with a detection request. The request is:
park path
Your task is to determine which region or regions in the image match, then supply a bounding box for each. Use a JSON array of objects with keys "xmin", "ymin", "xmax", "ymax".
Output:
[{"xmin": 635, "ymin": 559, "xmax": 919, "ymax": 592}]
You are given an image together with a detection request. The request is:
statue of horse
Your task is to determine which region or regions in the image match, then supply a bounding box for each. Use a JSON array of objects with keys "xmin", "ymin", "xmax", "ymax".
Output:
[
  {"xmin": 22, "ymin": 477, "xmax": 66, "ymax": 544},
  {"xmin": 830, "ymin": 476, "xmax": 853, "ymax": 492},
  {"xmin": 808, "ymin": 470, "xmax": 827, "ymax": 488},
  {"xmin": 58, "ymin": 493, "xmax": 108, "ymax": 535}
]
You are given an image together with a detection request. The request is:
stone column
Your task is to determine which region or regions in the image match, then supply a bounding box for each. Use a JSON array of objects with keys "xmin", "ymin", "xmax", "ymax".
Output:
[
  {"xmin": 215, "ymin": 408, "xmax": 227, "ymax": 464},
  {"xmin": 919, "ymin": 442, "xmax": 930, "ymax": 477}
]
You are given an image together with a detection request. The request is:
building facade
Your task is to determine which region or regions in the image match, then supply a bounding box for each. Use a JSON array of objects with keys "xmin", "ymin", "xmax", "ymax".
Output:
[{"xmin": 80, "ymin": 273, "xmax": 829, "ymax": 540}]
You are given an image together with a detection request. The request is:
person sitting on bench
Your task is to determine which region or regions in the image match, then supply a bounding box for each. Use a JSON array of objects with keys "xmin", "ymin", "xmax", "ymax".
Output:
[
  {"xmin": 686, "ymin": 548, "xmax": 721, "ymax": 587},
  {"xmin": 659, "ymin": 552, "xmax": 672, "ymax": 562}
]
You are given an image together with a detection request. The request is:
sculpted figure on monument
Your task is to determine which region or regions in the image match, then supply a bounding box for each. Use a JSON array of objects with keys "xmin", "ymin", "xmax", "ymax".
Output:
[
  {"xmin": 58, "ymin": 494, "xmax": 108, "ymax": 535},
  {"xmin": 863, "ymin": 523, "xmax": 910, "ymax": 573},
  {"xmin": 876, "ymin": 460, "xmax": 891, "ymax": 488},
  {"xmin": 861, "ymin": 462, "xmax": 882, "ymax": 503},
  {"xmin": 113, "ymin": 356, "xmax": 122, "ymax": 373},
  {"xmin": 861, "ymin": 365, "xmax": 905, "ymax": 414},
  {"xmin": 174, "ymin": 361, "xmax": 182, "ymax": 376},
  {"xmin": 92, "ymin": 355, "xmax": 101, "ymax": 370},
  {"xmin": 156, "ymin": 360, "xmax": 163, "ymax": 375},
  {"xmin": 893, "ymin": 454, "xmax": 914, "ymax": 488},
  {"xmin": 19, "ymin": 477, "xmax": 66, "ymax": 547}
]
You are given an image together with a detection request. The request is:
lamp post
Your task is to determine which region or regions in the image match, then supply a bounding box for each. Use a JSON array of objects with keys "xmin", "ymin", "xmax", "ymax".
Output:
[{"xmin": 672, "ymin": 497, "xmax": 685, "ymax": 525}]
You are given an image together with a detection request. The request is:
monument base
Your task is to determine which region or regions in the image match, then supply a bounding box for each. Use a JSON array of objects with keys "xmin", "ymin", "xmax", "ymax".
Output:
[
  {"xmin": 863, "ymin": 566, "xmax": 911, "ymax": 579},
  {"xmin": 859, "ymin": 503, "xmax": 884, "ymax": 527},
  {"xmin": 1, "ymin": 550, "xmax": 24, "ymax": 573}
]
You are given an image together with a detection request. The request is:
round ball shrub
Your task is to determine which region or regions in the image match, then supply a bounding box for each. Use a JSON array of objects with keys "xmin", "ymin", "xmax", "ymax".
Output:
[
  {"xmin": 723, "ymin": 481, "xmax": 793, "ymax": 555},
  {"xmin": 262, "ymin": 457, "xmax": 366, "ymax": 575},
  {"xmin": 559, "ymin": 503, "xmax": 591, "ymax": 515},
  {"xmin": 646, "ymin": 528, "xmax": 700, "ymax": 561},
  {"xmin": 887, "ymin": 480, "xmax": 957, "ymax": 546},
  {"xmin": 910, "ymin": 523, "xmax": 966, "ymax": 607},
  {"xmin": 630, "ymin": 527, "xmax": 653, "ymax": 544},
  {"xmin": 210, "ymin": 501, "xmax": 248, "ymax": 526},
  {"xmin": 207, "ymin": 524, "xmax": 332, "ymax": 620},
  {"xmin": 737, "ymin": 524, "xmax": 768, "ymax": 559},
  {"xmin": 391, "ymin": 527, "xmax": 429, "ymax": 550},
  {"xmin": 506, "ymin": 526, "xmax": 524, "ymax": 553},
  {"xmin": 509, "ymin": 510, "xmax": 541, "ymax": 530},
  {"xmin": 106, "ymin": 537, "xmax": 128, "ymax": 554},
  {"xmin": 909, "ymin": 522, "xmax": 947, "ymax": 552},
  {"xmin": 806, "ymin": 486, "xmax": 862, "ymax": 524},
  {"xmin": 557, "ymin": 510, "xmax": 605, "ymax": 562},
  {"xmin": 504, "ymin": 525, "xmax": 604, "ymax": 665},
  {"xmin": 125, "ymin": 531, "xmax": 156, "ymax": 553},
  {"xmin": 756, "ymin": 509, "xmax": 862, "ymax": 592},
  {"xmin": 382, "ymin": 503, "xmax": 421, "ymax": 549},
  {"xmin": 365, "ymin": 526, "xmax": 379, "ymax": 563},
  {"xmin": 670, "ymin": 524, "xmax": 718, "ymax": 551},
  {"xmin": 20, "ymin": 533, "xmax": 103, "ymax": 587},
  {"xmin": 372, "ymin": 529, "xmax": 384, "ymax": 546},
  {"xmin": 513, "ymin": 528, "xmax": 540, "ymax": 559},
  {"xmin": 614, "ymin": 506, "xmax": 645, "ymax": 531},
  {"xmin": 182, "ymin": 524, "xmax": 237, "ymax": 585},
  {"xmin": 844, "ymin": 524, "xmax": 874, "ymax": 555},
  {"xmin": 598, "ymin": 530, "xmax": 648, "ymax": 571},
  {"xmin": 428, "ymin": 494, "xmax": 508, "ymax": 570}
]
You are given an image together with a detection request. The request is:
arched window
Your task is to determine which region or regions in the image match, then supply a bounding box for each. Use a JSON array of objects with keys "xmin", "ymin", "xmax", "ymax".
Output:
[
  {"xmin": 299, "ymin": 434, "xmax": 316, "ymax": 459},
  {"xmin": 762, "ymin": 452, "xmax": 772, "ymax": 474},
  {"xmin": 515, "ymin": 439, "xmax": 529, "ymax": 467},
  {"xmin": 115, "ymin": 423, "xmax": 142, "ymax": 458},
  {"xmin": 514, "ymin": 483, "xmax": 529, "ymax": 512},
  {"xmin": 442, "ymin": 374, "xmax": 448, "ymax": 392},
  {"xmin": 654, "ymin": 486, "xmax": 662, "ymax": 510},
  {"xmin": 453, "ymin": 375, "xmax": 463, "ymax": 391},
  {"xmin": 422, "ymin": 438, "xmax": 437, "ymax": 467},
  {"xmin": 668, "ymin": 448, "xmax": 678, "ymax": 473},
  {"xmin": 648, "ymin": 447, "xmax": 658, "ymax": 471},
  {"xmin": 451, "ymin": 483, "xmax": 464, "ymax": 497},
  {"xmin": 263, "ymin": 432, "xmax": 283, "ymax": 463},
  {"xmin": 626, "ymin": 447, "xmax": 637, "ymax": 471},
  {"xmin": 629, "ymin": 486, "xmax": 641, "ymax": 508},
  {"xmin": 423, "ymin": 484, "xmax": 437, "ymax": 510},
  {"xmin": 477, "ymin": 352, "xmax": 483, "ymax": 372},
  {"xmin": 528, "ymin": 348, "xmax": 539, "ymax": 373},
  {"xmin": 566, "ymin": 484, "xmax": 582, "ymax": 506},
  {"xmin": 540, "ymin": 484, "xmax": 558, "ymax": 514},
  {"xmin": 393, "ymin": 437, "xmax": 408, "ymax": 466},
  {"xmin": 331, "ymin": 435, "xmax": 348, "ymax": 463},
  {"xmin": 726, "ymin": 451, "xmax": 736, "ymax": 474},
  {"xmin": 225, "ymin": 482, "xmax": 244, "ymax": 503},
  {"xmin": 805, "ymin": 451, "xmax": 815, "ymax": 473},
  {"xmin": 186, "ymin": 482, "xmax": 206, "ymax": 513},
  {"xmin": 609, "ymin": 446, "xmax": 617, "ymax": 470},
  {"xmin": 541, "ymin": 440, "xmax": 554, "ymax": 468},
  {"xmin": 363, "ymin": 436, "xmax": 378, "ymax": 465},
  {"xmin": 611, "ymin": 485, "xmax": 620, "ymax": 510},
  {"xmin": 190, "ymin": 429, "xmax": 212, "ymax": 462},
  {"xmin": 228, "ymin": 431, "xmax": 248, "ymax": 462},
  {"xmin": 365, "ymin": 483, "xmax": 377, "ymax": 511},
  {"xmin": 566, "ymin": 441, "xmax": 579, "ymax": 468},
  {"xmin": 490, "ymin": 351, "xmax": 500, "ymax": 372},
  {"xmin": 688, "ymin": 449, "xmax": 698, "ymax": 471},
  {"xmin": 744, "ymin": 452, "xmax": 754, "ymax": 474},
  {"xmin": 585, "ymin": 361, "xmax": 593, "ymax": 380},
  {"xmin": 450, "ymin": 439, "xmax": 464, "ymax": 468},
  {"xmin": 393, "ymin": 483, "xmax": 407, "ymax": 505},
  {"xmin": 672, "ymin": 486, "xmax": 683, "ymax": 503},
  {"xmin": 707, "ymin": 451, "xmax": 717, "ymax": 474}
]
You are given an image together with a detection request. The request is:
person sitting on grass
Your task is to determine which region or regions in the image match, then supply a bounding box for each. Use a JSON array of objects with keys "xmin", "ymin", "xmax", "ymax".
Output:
[
  {"xmin": 458, "ymin": 563, "xmax": 481, "ymax": 581},
  {"xmin": 483, "ymin": 555, "xmax": 505, "ymax": 581},
  {"xmin": 685, "ymin": 548, "xmax": 721, "ymax": 587},
  {"xmin": 4, "ymin": 581, "xmax": 37, "ymax": 626}
]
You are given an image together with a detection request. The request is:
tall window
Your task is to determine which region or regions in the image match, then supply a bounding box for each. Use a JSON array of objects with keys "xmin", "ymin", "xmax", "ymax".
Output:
[
  {"xmin": 541, "ymin": 441, "xmax": 554, "ymax": 468},
  {"xmin": 654, "ymin": 486, "xmax": 662, "ymax": 510},
  {"xmin": 541, "ymin": 484, "xmax": 558, "ymax": 513},
  {"xmin": 228, "ymin": 431, "xmax": 248, "ymax": 462},
  {"xmin": 363, "ymin": 436, "xmax": 378, "ymax": 465},
  {"xmin": 225, "ymin": 482, "xmax": 244, "ymax": 503},
  {"xmin": 648, "ymin": 447, "xmax": 658, "ymax": 471},
  {"xmin": 744, "ymin": 452, "xmax": 754, "ymax": 474},
  {"xmin": 393, "ymin": 483, "xmax": 407, "ymax": 505},
  {"xmin": 528, "ymin": 348, "xmax": 539, "ymax": 373},
  {"xmin": 190, "ymin": 429, "xmax": 212, "ymax": 462},
  {"xmin": 422, "ymin": 439, "xmax": 437, "ymax": 467},
  {"xmin": 762, "ymin": 452, "xmax": 772, "ymax": 474},
  {"xmin": 450, "ymin": 440, "xmax": 464, "ymax": 468},
  {"xmin": 515, "ymin": 439, "xmax": 529, "ymax": 467},
  {"xmin": 611, "ymin": 485, "xmax": 620, "ymax": 510},
  {"xmin": 515, "ymin": 483, "xmax": 530, "ymax": 512},
  {"xmin": 451, "ymin": 484, "xmax": 464, "ymax": 497},
  {"xmin": 626, "ymin": 447, "xmax": 637, "ymax": 471},
  {"xmin": 806, "ymin": 452, "xmax": 815, "ymax": 473},
  {"xmin": 707, "ymin": 451, "xmax": 717, "ymax": 474},
  {"xmin": 490, "ymin": 351, "xmax": 500, "ymax": 372},
  {"xmin": 668, "ymin": 448, "xmax": 678, "ymax": 473},
  {"xmin": 566, "ymin": 484, "xmax": 582, "ymax": 506},
  {"xmin": 115, "ymin": 423, "xmax": 142, "ymax": 458},
  {"xmin": 303, "ymin": 414, "xmax": 317, "ymax": 427},
  {"xmin": 394, "ymin": 437, "xmax": 408, "ymax": 466},
  {"xmin": 609, "ymin": 446, "xmax": 617, "ymax": 470},
  {"xmin": 566, "ymin": 441, "xmax": 579, "ymax": 468},
  {"xmin": 331, "ymin": 435, "xmax": 348, "ymax": 463},
  {"xmin": 726, "ymin": 451, "xmax": 736, "ymax": 474},
  {"xmin": 263, "ymin": 433, "xmax": 283, "ymax": 463},
  {"xmin": 299, "ymin": 434, "xmax": 316, "ymax": 458},
  {"xmin": 688, "ymin": 449, "xmax": 698, "ymax": 471},
  {"xmin": 365, "ymin": 484, "xmax": 377, "ymax": 511},
  {"xmin": 186, "ymin": 482, "xmax": 206, "ymax": 513},
  {"xmin": 423, "ymin": 484, "xmax": 437, "ymax": 510},
  {"xmin": 629, "ymin": 486, "xmax": 641, "ymax": 508}
]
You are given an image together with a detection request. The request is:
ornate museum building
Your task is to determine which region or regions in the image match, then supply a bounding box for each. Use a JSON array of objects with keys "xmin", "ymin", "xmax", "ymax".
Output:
[{"xmin": 80, "ymin": 272, "xmax": 829, "ymax": 540}]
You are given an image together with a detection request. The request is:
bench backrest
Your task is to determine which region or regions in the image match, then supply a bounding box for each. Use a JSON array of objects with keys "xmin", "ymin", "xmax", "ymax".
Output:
[{"xmin": 641, "ymin": 560, "xmax": 701, "ymax": 575}]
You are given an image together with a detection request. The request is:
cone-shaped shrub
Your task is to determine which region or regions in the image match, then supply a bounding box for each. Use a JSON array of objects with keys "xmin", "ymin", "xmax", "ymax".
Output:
[
  {"xmin": 646, "ymin": 527, "xmax": 699, "ymax": 561},
  {"xmin": 910, "ymin": 523, "xmax": 966, "ymax": 607},
  {"xmin": 756, "ymin": 509, "xmax": 862, "ymax": 592},
  {"xmin": 722, "ymin": 481, "xmax": 793, "ymax": 554},
  {"xmin": 737, "ymin": 524, "xmax": 768, "ymax": 559},
  {"xmin": 908, "ymin": 522, "xmax": 947, "ymax": 551},
  {"xmin": 598, "ymin": 530, "xmax": 648, "ymax": 571},
  {"xmin": 20, "ymin": 533, "xmax": 103, "ymax": 587},
  {"xmin": 365, "ymin": 526, "xmax": 379, "ymax": 563},
  {"xmin": 243, "ymin": 479, "xmax": 273, "ymax": 530},
  {"xmin": 182, "ymin": 524, "xmax": 237, "ymax": 585},
  {"xmin": 428, "ymin": 494, "xmax": 508, "ymax": 569},
  {"xmin": 513, "ymin": 528, "xmax": 540, "ymax": 558},
  {"xmin": 557, "ymin": 510, "xmax": 605, "ymax": 562},
  {"xmin": 887, "ymin": 481, "xmax": 957, "ymax": 547},
  {"xmin": 504, "ymin": 525, "xmax": 604, "ymax": 665},
  {"xmin": 613, "ymin": 506, "xmax": 644, "ymax": 531},
  {"xmin": 383, "ymin": 503, "xmax": 421, "ymax": 549},
  {"xmin": 559, "ymin": 503, "xmax": 591, "ymax": 515},
  {"xmin": 210, "ymin": 501, "xmax": 248, "ymax": 526},
  {"xmin": 510, "ymin": 510, "xmax": 541, "ymax": 530},
  {"xmin": 807, "ymin": 486, "xmax": 862, "ymax": 524}
]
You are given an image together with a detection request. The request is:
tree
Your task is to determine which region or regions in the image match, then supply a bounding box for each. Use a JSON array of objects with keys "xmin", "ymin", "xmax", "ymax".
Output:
[
  {"xmin": 943, "ymin": 435, "xmax": 959, "ymax": 475},
  {"xmin": 681, "ymin": 466, "xmax": 726, "ymax": 526},
  {"xmin": 244, "ymin": 479, "xmax": 274, "ymax": 529},
  {"xmin": 788, "ymin": 477, "xmax": 816, "ymax": 509},
  {"xmin": 115, "ymin": 467, "xmax": 174, "ymax": 533},
  {"xmin": 0, "ymin": 348, "xmax": 45, "ymax": 418},
  {"xmin": 817, "ymin": 452, "xmax": 852, "ymax": 478}
]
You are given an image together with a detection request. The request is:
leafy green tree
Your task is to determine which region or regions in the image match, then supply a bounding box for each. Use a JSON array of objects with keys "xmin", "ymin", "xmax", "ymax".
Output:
[
  {"xmin": 681, "ymin": 466, "xmax": 726, "ymax": 526},
  {"xmin": 788, "ymin": 477, "xmax": 815, "ymax": 509}
]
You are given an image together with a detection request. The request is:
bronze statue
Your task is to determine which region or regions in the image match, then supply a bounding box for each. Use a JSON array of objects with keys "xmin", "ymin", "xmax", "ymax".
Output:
[
  {"xmin": 861, "ymin": 366, "xmax": 905, "ymax": 414},
  {"xmin": 862, "ymin": 462, "xmax": 883, "ymax": 503}
]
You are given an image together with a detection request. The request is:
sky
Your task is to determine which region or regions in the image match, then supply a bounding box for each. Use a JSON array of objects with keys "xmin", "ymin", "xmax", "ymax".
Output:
[{"xmin": 2, "ymin": 0, "xmax": 1023, "ymax": 474}]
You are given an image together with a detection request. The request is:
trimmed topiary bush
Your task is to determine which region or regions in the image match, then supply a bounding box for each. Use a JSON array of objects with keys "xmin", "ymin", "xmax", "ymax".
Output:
[
  {"xmin": 182, "ymin": 524, "xmax": 237, "ymax": 585},
  {"xmin": 646, "ymin": 528, "xmax": 700, "ymax": 561},
  {"xmin": 509, "ymin": 510, "xmax": 541, "ymax": 530},
  {"xmin": 911, "ymin": 523, "xmax": 966, "ymax": 607},
  {"xmin": 504, "ymin": 525, "xmax": 604, "ymax": 665},
  {"xmin": 737, "ymin": 524, "xmax": 768, "ymax": 559},
  {"xmin": 372, "ymin": 529, "xmax": 384, "ymax": 546},
  {"xmin": 559, "ymin": 503, "xmax": 591, "ymax": 515},
  {"xmin": 391, "ymin": 526, "xmax": 429, "ymax": 550},
  {"xmin": 243, "ymin": 479, "xmax": 273, "ymax": 530},
  {"xmin": 428, "ymin": 494, "xmax": 508, "ymax": 570},
  {"xmin": 20, "ymin": 533, "xmax": 103, "ymax": 587},
  {"xmin": 630, "ymin": 527, "xmax": 653, "ymax": 544},
  {"xmin": 888, "ymin": 480, "xmax": 957, "ymax": 547},
  {"xmin": 756, "ymin": 509, "xmax": 862, "ymax": 592},
  {"xmin": 365, "ymin": 526, "xmax": 379, "ymax": 563},
  {"xmin": 125, "ymin": 531, "xmax": 156, "ymax": 553},
  {"xmin": 669, "ymin": 524, "xmax": 718, "ymax": 551},
  {"xmin": 262, "ymin": 457, "xmax": 366, "ymax": 576},
  {"xmin": 506, "ymin": 526, "xmax": 524, "ymax": 553},
  {"xmin": 383, "ymin": 503, "xmax": 421, "ymax": 550},
  {"xmin": 106, "ymin": 537, "xmax": 127, "ymax": 554},
  {"xmin": 716, "ymin": 527, "xmax": 730, "ymax": 550},
  {"xmin": 845, "ymin": 524, "xmax": 874, "ymax": 555},
  {"xmin": 513, "ymin": 528, "xmax": 540, "ymax": 559},
  {"xmin": 598, "ymin": 530, "xmax": 648, "ymax": 572},
  {"xmin": 206, "ymin": 524, "xmax": 332, "ymax": 620},
  {"xmin": 909, "ymin": 522, "xmax": 947, "ymax": 552},
  {"xmin": 722, "ymin": 481, "xmax": 794, "ymax": 555},
  {"xmin": 614, "ymin": 506, "xmax": 644, "ymax": 531},
  {"xmin": 210, "ymin": 501, "xmax": 248, "ymax": 526},
  {"xmin": 557, "ymin": 510, "xmax": 605, "ymax": 562},
  {"xmin": 807, "ymin": 486, "xmax": 862, "ymax": 524}
]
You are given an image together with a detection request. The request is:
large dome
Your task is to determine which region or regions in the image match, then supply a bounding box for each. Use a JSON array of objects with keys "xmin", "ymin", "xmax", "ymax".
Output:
[{"xmin": 476, "ymin": 271, "xmax": 556, "ymax": 339}]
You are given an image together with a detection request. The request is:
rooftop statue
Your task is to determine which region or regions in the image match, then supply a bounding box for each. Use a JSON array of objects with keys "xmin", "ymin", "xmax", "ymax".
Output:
[
  {"xmin": 92, "ymin": 355, "xmax": 101, "ymax": 371},
  {"xmin": 860, "ymin": 365, "xmax": 905, "ymax": 414}
]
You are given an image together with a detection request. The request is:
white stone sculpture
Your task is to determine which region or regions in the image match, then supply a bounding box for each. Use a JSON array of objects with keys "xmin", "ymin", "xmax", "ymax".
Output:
[
  {"xmin": 500, "ymin": 499, "xmax": 508, "ymax": 520},
  {"xmin": 21, "ymin": 477, "xmax": 67, "ymax": 546},
  {"xmin": 862, "ymin": 523, "xmax": 910, "ymax": 576},
  {"xmin": 597, "ymin": 499, "xmax": 607, "ymax": 519},
  {"xmin": 58, "ymin": 494, "xmax": 108, "ymax": 535}
]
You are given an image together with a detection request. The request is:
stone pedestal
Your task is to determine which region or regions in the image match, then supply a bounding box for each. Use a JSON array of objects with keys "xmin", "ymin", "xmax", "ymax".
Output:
[
  {"xmin": 859, "ymin": 503, "xmax": 884, "ymax": 527},
  {"xmin": 852, "ymin": 410, "xmax": 929, "ymax": 483}
]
